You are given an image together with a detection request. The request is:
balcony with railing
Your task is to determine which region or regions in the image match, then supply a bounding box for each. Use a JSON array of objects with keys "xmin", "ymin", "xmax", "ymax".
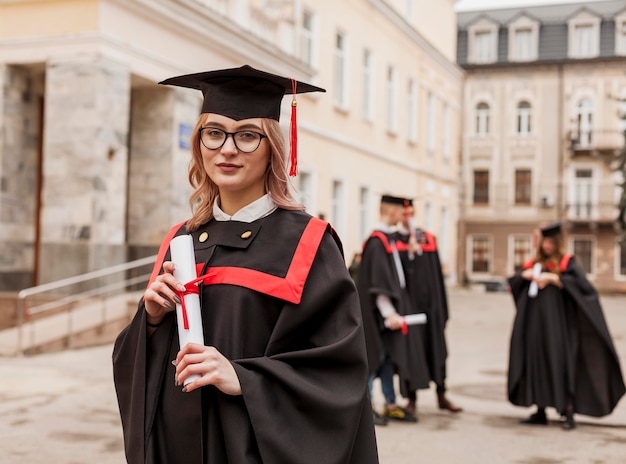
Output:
[
  {"xmin": 565, "ymin": 201, "xmax": 618, "ymax": 224},
  {"xmin": 569, "ymin": 129, "xmax": 626, "ymax": 157}
]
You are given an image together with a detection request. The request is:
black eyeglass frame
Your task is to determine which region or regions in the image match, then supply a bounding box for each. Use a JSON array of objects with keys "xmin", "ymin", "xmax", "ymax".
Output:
[{"xmin": 198, "ymin": 127, "xmax": 267, "ymax": 153}]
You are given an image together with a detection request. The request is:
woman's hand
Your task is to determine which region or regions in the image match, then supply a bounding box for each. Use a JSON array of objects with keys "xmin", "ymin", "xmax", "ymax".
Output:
[
  {"xmin": 521, "ymin": 268, "xmax": 534, "ymax": 280},
  {"xmin": 536, "ymin": 272, "xmax": 562, "ymax": 289},
  {"xmin": 174, "ymin": 343, "xmax": 242, "ymax": 395},
  {"xmin": 385, "ymin": 312, "xmax": 405, "ymax": 331},
  {"xmin": 143, "ymin": 261, "xmax": 185, "ymax": 325}
]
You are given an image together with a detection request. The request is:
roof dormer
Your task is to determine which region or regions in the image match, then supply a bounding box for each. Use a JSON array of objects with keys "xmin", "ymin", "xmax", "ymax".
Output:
[
  {"xmin": 507, "ymin": 13, "xmax": 540, "ymax": 62},
  {"xmin": 567, "ymin": 8, "xmax": 601, "ymax": 59},
  {"xmin": 467, "ymin": 16, "xmax": 499, "ymax": 64}
]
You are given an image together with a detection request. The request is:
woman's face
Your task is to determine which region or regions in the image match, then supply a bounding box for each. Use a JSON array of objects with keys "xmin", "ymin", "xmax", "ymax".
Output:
[
  {"xmin": 200, "ymin": 113, "xmax": 270, "ymax": 200},
  {"xmin": 540, "ymin": 237, "xmax": 555, "ymax": 256}
]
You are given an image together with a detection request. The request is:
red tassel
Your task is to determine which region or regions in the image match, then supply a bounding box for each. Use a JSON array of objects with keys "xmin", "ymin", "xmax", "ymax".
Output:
[{"xmin": 289, "ymin": 78, "xmax": 298, "ymax": 176}]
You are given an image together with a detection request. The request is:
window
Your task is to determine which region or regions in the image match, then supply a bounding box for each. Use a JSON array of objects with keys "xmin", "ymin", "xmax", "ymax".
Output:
[
  {"xmin": 618, "ymin": 242, "xmax": 626, "ymax": 277},
  {"xmin": 516, "ymin": 101, "xmax": 531, "ymax": 135},
  {"xmin": 514, "ymin": 28, "xmax": 533, "ymax": 61},
  {"xmin": 442, "ymin": 104, "xmax": 451, "ymax": 157},
  {"xmin": 475, "ymin": 31, "xmax": 496, "ymax": 63},
  {"xmin": 407, "ymin": 79, "xmax": 418, "ymax": 143},
  {"xmin": 513, "ymin": 236, "xmax": 532, "ymax": 273},
  {"xmin": 571, "ymin": 168, "xmax": 593, "ymax": 219},
  {"xmin": 386, "ymin": 66, "xmax": 398, "ymax": 133},
  {"xmin": 573, "ymin": 238, "xmax": 593, "ymax": 273},
  {"xmin": 362, "ymin": 50, "xmax": 374, "ymax": 122},
  {"xmin": 427, "ymin": 92, "xmax": 436, "ymax": 151},
  {"xmin": 473, "ymin": 170, "xmax": 489, "ymax": 204},
  {"xmin": 476, "ymin": 102, "xmax": 490, "ymax": 135},
  {"xmin": 359, "ymin": 186, "xmax": 371, "ymax": 242},
  {"xmin": 296, "ymin": 170, "xmax": 315, "ymax": 214},
  {"xmin": 334, "ymin": 32, "xmax": 348, "ymax": 109},
  {"xmin": 618, "ymin": 21, "xmax": 626, "ymax": 55},
  {"xmin": 515, "ymin": 169, "xmax": 531, "ymax": 204},
  {"xmin": 331, "ymin": 179, "xmax": 346, "ymax": 237},
  {"xmin": 424, "ymin": 201, "xmax": 432, "ymax": 231},
  {"xmin": 439, "ymin": 206, "xmax": 448, "ymax": 261},
  {"xmin": 574, "ymin": 25, "xmax": 594, "ymax": 57},
  {"xmin": 576, "ymin": 98, "xmax": 593, "ymax": 147},
  {"xmin": 301, "ymin": 9, "xmax": 315, "ymax": 67},
  {"xmin": 471, "ymin": 236, "xmax": 490, "ymax": 272},
  {"xmin": 570, "ymin": 22, "xmax": 599, "ymax": 58},
  {"xmin": 404, "ymin": 0, "xmax": 415, "ymax": 18}
]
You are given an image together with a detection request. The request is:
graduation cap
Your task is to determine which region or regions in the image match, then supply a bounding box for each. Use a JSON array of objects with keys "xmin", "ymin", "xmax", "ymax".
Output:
[
  {"xmin": 540, "ymin": 222, "xmax": 562, "ymax": 237},
  {"xmin": 159, "ymin": 65, "xmax": 326, "ymax": 176},
  {"xmin": 381, "ymin": 194, "xmax": 411, "ymax": 206}
]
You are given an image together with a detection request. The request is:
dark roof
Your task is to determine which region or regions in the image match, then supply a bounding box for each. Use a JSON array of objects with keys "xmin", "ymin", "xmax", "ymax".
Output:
[{"xmin": 457, "ymin": 0, "xmax": 626, "ymax": 29}]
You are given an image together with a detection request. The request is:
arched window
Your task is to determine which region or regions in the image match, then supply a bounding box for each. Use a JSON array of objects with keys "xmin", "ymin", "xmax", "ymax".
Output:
[
  {"xmin": 516, "ymin": 101, "xmax": 532, "ymax": 135},
  {"xmin": 476, "ymin": 102, "xmax": 490, "ymax": 135},
  {"xmin": 576, "ymin": 98, "xmax": 593, "ymax": 146}
]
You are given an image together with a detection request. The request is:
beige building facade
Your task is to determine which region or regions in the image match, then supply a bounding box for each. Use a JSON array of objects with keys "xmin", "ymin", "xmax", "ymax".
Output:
[
  {"xmin": 0, "ymin": 0, "xmax": 462, "ymax": 290},
  {"xmin": 457, "ymin": 0, "xmax": 626, "ymax": 292}
]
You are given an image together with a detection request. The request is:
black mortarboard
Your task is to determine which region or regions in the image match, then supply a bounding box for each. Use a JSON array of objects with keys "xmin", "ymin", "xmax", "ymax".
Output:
[
  {"xmin": 540, "ymin": 222, "xmax": 562, "ymax": 237},
  {"xmin": 158, "ymin": 64, "xmax": 325, "ymax": 121},
  {"xmin": 381, "ymin": 194, "xmax": 408, "ymax": 206},
  {"xmin": 159, "ymin": 65, "xmax": 325, "ymax": 176}
]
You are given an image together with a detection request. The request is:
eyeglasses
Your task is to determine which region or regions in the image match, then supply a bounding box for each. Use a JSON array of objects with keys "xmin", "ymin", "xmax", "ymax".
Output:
[{"xmin": 199, "ymin": 127, "xmax": 267, "ymax": 153}]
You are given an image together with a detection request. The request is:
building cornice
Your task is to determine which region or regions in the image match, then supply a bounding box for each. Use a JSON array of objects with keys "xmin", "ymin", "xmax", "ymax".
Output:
[{"xmin": 367, "ymin": 0, "xmax": 464, "ymax": 80}]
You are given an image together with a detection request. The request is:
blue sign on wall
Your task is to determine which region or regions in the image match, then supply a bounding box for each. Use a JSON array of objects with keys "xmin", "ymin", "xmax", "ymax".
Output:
[{"xmin": 179, "ymin": 123, "xmax": 192, "ymax": 149}]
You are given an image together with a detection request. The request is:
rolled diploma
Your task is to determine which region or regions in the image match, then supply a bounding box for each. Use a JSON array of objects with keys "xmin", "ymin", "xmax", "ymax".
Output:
[
  {"xmin": 528, "ymin": 262, "xmax": 542, "ymax": 298},
  {"xmin": 384, "ymin": 313, "xmax": 427, "ymax": 328},
  {"xmin": 170, "ymin": 234, "xmax": 205, "ymax": 386}
]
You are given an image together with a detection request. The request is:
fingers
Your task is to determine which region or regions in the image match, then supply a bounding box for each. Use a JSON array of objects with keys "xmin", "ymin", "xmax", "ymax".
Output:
[
  {"xmin": 143, "ymin": 262, "xmax": 185, "ymax": 317},
  {"xmin": 173, "ymin": 344, "xmax": 242, "ymax": 396}
]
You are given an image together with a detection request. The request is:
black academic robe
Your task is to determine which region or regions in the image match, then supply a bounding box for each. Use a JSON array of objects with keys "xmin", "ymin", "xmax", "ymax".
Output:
[
  {"xmin": 112, "ymin": 209, "xmax": 379, "ymax": 464},
  {"xmin": 356, "ymin": 230, "xmax": 415, "ymax": 391},
  {"xmin": 396, "ymin": 229, "xmax": 449, "ymax": 390},
  {"xmin": 507, "ymin": 255, "xmax": 625, "ymax": 417}
]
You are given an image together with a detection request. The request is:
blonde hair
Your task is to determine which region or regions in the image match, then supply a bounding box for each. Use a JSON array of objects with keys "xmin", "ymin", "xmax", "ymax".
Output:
[{"xmin": 185, "ymin": 114, "xmax": 304, "ymax": 231}]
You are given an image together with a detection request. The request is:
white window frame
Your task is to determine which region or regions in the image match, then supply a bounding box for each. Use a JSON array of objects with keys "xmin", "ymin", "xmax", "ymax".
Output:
[
  {"xmin": 508, "ymin": 234, "xmax": 533, "ymax": 275},
  {"xmin": 507, "ymin": 16, "xmax": 539, "ymax": 62},
  {"xmin": 516, "ymin": 101, "xmax": 532, "ymax": 135},
  {"xmin": 426, "ymin": 92, "xmax": 436, "ymax": 152},
  {"xmin": 468, "ymin": 19, "xmax": 498, "ymax": 64},
  {"xmin": 567, "ymin": 164, "xmax": 597, "ymax": 221},
  {"xmin": 569, "ymin": 235, "xmax": 596, "ymax": 277},
  {"xmin": 614, "ymin": 240, "xmax": 626, "ymax": 281},
  {"xmin": 362, "ymin": 49, "xmax": 375, "ymax": 122},
  {"xmin": 407, "ymin": 78, "xmax": 418, "ymax": 143},
  {"xmin": 386, "ymin": 65, "xmax": 398, "ymax": 134},
  {"xmin": 295, "ymin": 168, "xmax": 317, "ymax": 215},
  {"xmin": 616, "ymin": 13, "xmax": 626, "ymax": 56},
  {"xmin": 466, "ymin": 234, "xmax": 493, "ymax": 276},
  {"xmin": 476, "ymin": 101, "xmax": 490, "ymax": 136},
  {"xmin": 333, "ymin": 30, "xmax": 349, "ymax": 110},
  {"xmin": 331, "ymin": 178, "xmax": 347, "ymax": 239},
  {"xmin": 442, "ymin": 103, "xmax": 451, "ymax": 157},
  {"xmin": 300, "ymin": 8, "xmax": 318, "ymax": 69},
  {"xmin": 358, "ymin": 185, "xmax": 372, "ymax": 243},
  {"xmin": 568, "ymin": 14, "xmax": 600, "ymax": 59}
]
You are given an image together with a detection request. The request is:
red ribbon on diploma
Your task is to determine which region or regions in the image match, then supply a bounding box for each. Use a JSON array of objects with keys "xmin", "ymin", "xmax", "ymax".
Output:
[{"xmin": 174, "ymin": 280, "xmax": 201, "ymax": 330}]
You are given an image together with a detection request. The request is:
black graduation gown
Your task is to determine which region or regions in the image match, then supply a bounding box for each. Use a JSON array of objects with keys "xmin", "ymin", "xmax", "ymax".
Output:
[
  {"xmin": 397, "ymin": 229, "xmax": 449, "ymax": 390},
  {"xmin": 112, "ymin": 209, "xmax": 379, "ymax": 464},
  {"xmin": 356, "ymin": 231, "xmax": 413, "ymax": 389},
  {"xmin": 507, "ymin": 255, "xmax": 625, "ymax": 417}
]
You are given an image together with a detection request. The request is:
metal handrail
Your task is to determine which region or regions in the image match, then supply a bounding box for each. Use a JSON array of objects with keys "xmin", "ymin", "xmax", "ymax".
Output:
[{"xmin": 15, "ymin": 255, "xmax": 156, "ymax": 355}]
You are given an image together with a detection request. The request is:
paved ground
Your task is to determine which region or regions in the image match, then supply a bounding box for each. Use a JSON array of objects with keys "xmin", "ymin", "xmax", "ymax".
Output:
[{"xmin": 1, "ymin": 287, "xmax": 626, "ymax": 463}]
